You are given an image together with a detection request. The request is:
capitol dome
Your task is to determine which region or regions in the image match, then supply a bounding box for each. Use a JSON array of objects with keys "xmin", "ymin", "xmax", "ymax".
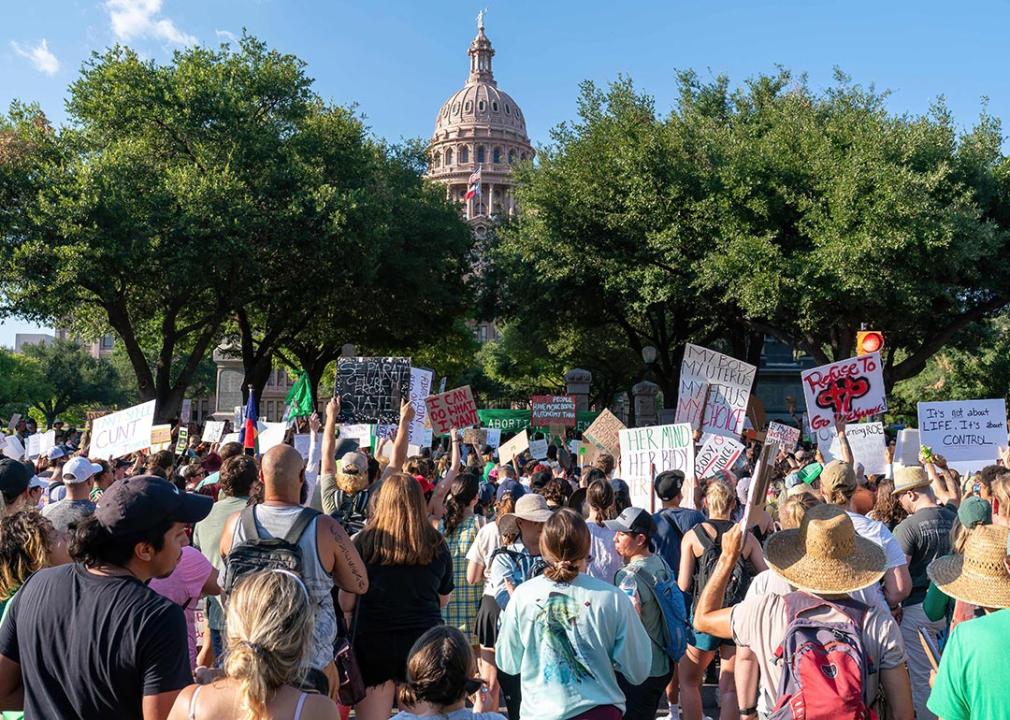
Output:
[{"xmin": 426, "ymin": 15, "xmax": 534, "ymax": 225}]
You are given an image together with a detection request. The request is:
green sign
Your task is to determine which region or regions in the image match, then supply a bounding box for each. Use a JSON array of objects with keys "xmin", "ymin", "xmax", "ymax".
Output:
[{"xmin": 476, "ymin": 409, "xmax": 601, "ymax": 434}]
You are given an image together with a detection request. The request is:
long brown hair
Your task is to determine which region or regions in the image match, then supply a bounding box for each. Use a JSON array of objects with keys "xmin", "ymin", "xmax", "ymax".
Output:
[
  {"xmin": 496, "ymin": 492, "xmax": 518, "ymax": 544},
  {"xmin": 355, "ymin": 473, "xmax": 444, "ymax": 565},
  {"xmin": 540, "ymin": 508, "xmax": 590, "ymax": 583},
  {"xmin": 0, "ymin": 512, "xmax": 56, "ymax": 600},
  {"xmin": 870, "ymin": 477, "xmax": 907, "ymax": 530},
  {"xmin": 398, "ymin": 625, "xmax": 480, "ymax": 709},
  {"xmin": 587, "ymin": 479, "xmax": 614, "ymax": 526},
  {"xmin": 443, "ymin": 472, "xmax": 479, "ymax": 536}
]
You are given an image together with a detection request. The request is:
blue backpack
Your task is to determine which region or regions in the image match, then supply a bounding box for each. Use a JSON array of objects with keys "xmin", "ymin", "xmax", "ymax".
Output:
[{"xmin": 625, "ymin": 556, "xmax": 691, "ymax": 661}]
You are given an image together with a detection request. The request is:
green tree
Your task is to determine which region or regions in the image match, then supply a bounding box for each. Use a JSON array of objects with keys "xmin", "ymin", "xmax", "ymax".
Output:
[
  {"xmin": 20, "ymin": 340, "xmax": 123, "ymax": 424},
  {"xmin": 0, "ymin": 347, "xmax": 49, "ymax": 419}
]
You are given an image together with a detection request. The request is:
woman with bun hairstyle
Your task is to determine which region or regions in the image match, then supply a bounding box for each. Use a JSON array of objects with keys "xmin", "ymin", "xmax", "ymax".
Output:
[
  {"xmin": 392, "ymin": 625, "xmax": 505, "ymax": 720},
  {"xmin": 169, "ymin": 569, "xmax": 338, "ymax": 720},
  {"xmin": 495, "ymin": 509, "xmax": 651, "ymax": 720}
]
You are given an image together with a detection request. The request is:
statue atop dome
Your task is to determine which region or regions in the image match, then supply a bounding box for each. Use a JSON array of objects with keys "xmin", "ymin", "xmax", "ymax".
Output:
[{"xmin": 477, "ymin": 8, "xmax": 486, "ymax": 31}]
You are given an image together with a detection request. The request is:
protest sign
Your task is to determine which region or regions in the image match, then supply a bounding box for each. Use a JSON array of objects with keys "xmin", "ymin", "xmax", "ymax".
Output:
[
  {"xmin": 6, "ymin": 414, "xmax": 20, "ymax": 432},
  {"xmin": 476, "ymin": 409, "xmax": 601, "ymax": 434},
  {"xmin": 676, "ymin": 344, "xmax": 756, "ymax": 438},
  {"xmin": 174, "ymin": 427, "xmax": 189, "ymax": 454},
  {"xmin": 463, "ymin": 428, "xmax": 487, "ymax": 446},
  {"xmin": 409, "ymin": 367, "xmax": 434, "ymax": 447},
  {"xmin": 582, "ymin": 409, "xmax": 625, "ymax": 458},
  {"xmin": 233, "ymin": 406, "xmax": 243, "ymax": 430},
  {"xmin": 529, "ymin": 438, "xmax": 549, "ymax": 460},
  {"xmin": 2, "ymin": 435, "xmax": 24, "ymax": 461},
  {"xmin": 568, "ymin": 439, "xmax": 581, "ymax": 456},
  {"xmin": 801, "ymin": 353, "xmax": 886, "ymax": 437},
  {"xmin": 337, "ymin": 424, "xmax": 373, "ymax": 455},
  {"xmin": 530, "ymin": 395, "xmax": 577, "ymax": 427},
  {"xmin": 293, "ymin": 433, "xmax": 311, "ymax": 461},
  {"xmin": 258, "ymin": 422, "xmax": 287, "ymax": 454},
  {"xmin": 375, "ymin": 424, "xmax": 397, "ymax": 442},
  {"xmin": 619, "ymin": 423, "xmax": 695, "ymax": 511},
  {"xmin": 766, "ymin": 421, "xmax": 800, "ymax": 452},
  {"xmin": 150, "ymin": 424, "xmax": 172, "ymax": 451},
  {"xmin": 26, "ymin": 430, "xmax": 54, "ymax": 459},
  {"xmin": 486, "ymin": 428, "xmax": 501, "ymax": 449},
  {"xmin": 695, "ymin": 435, "xmax": 745, "ymax": 478},
  {"xmin": 90, "ymin": 400, "xmax": 156, "ymax": 460},
  {"xmin": 917, "ymin": 399, "xmax": 1008, "ymax": 464},
  {"xmin": 335, "ymin": 357, "xmax": 411, "ymax": 425},
  {"xmin": 741, "ymin": 442, "xmax": 776, "ymax": 530},
  {"xmin": 180, "ymin": 399, "xmax": 192, "ymax": 425},
  {"xmin": 894, "ymin": 429, "xmax": 919, "ymax": 466},
  {"xmin": 819, "ymin": 422, "xmax": 889, "ymax": 475},
  {"xmin": 498, "ymin": 429, "xmax": 529, "ymax": 465},
  {"xmin": 221, "ymin": 432, "xmax": 240, "ymax": 446},
  {"xmin": 25, "ymin": 434, "xmax": 38, "ymax": 459},
  {"xmin": 424, "ymin": 386, "xmax": 479, "ymax": 436},
  {"xmin": 202, "ymin": 421, "xmax": 225, "ymax": 443}
]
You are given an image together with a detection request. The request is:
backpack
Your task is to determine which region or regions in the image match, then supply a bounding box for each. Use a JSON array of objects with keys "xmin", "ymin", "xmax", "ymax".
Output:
[
  {"xmin": 623, "ymin": 556, "xmax": 691, "ymax": 661},
  {"xmin": 769, "ymin": 592, "xmax": 876, "ymax": 720},
  {"xmin": 692, "ymin": 521, "xmax": 750, "ymax": 608},
  {"xmin": 222, "ymin": 506, "xmax": 319, "ymax": 596}
]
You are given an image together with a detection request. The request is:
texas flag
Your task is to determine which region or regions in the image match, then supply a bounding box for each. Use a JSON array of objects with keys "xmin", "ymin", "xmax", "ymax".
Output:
[
  {"xmin": 464, "ymin": 164, "xmax": 482, "ymax": 200},
  {"xmin": 239, "ymin": 390, "xmax": 258, "ymax": 455}
]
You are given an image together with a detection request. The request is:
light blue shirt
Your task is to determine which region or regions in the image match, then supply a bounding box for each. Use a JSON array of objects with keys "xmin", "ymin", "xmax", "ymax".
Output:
[{"xmin": 496, "ymin": 573, "xmax": 652, "ymax": 720}]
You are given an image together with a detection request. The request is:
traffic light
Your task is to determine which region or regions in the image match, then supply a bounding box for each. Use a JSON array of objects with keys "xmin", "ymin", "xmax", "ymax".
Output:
[{"xmin": 856, "ymin": 330, "xmax": 884, "ymax": 356}]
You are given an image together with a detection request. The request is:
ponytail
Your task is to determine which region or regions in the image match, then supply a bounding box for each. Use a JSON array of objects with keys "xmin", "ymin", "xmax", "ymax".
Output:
[{"xmin": 442, "ymin": 473, "xmax": 479, "ymax": 536}]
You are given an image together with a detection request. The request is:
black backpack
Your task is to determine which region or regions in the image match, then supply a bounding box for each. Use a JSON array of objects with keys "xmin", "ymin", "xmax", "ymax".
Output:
[
  {"xmin": 692, "ymin": 521, "xmax": 751, "ymax": 608},
  {"xmin": 222, "ymin": 506, "xmax": 319, "ymax": 595}
]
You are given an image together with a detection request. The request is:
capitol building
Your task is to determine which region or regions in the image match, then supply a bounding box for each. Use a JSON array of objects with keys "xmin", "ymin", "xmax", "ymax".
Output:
[{"xmin": 426, "ymin": 14, "xmax": 534, "ymax": 238}]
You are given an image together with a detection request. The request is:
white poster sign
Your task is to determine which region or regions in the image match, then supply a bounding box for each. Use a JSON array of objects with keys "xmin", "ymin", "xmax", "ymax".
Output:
[
  {"xmin": 917, "ymin": 399, "xmax": 1008, "ymax": 464},
  {"xmin": 619, "ymin": 423, "xmax": 695, "ymax": 511},
  {"xmin": 695, "ymin": 435, "xmax": 745, "ymax": 478},
  {"xmin": 180, "ymin": 399, "xmax": 192, "ymax": 425},
  {"xmin": 766, "ymin": 421, "xmax": 800, "ymax": 452},
  {"xmin": 6, "ymin": 414, "xmax": 20, "ymax": 431},
  {"xmin": 894, "ymin": 429, "xmax": 920, "ymax": 466},
  {"xmin": 529, "ymin": 438, "xmax": 549, "ymax": 460},
  {"xmin": 201, "ymin": 421, "xmax": 226, "ymax": 443},
  {"xmin": 3, "ymin": 435, "xmax": 25, "ymax": 461},
  {"xmin": 293, "ymin": 433, "xmax": 312, "ymax": 461},
  {"xmin": 801, "ymin": 353, "xmax": 887, "ymax": 438},
  {"xmin": 338, "ymin": 424, "xmax": 373, "ymax": 451},
  {"xmin": 676, "ymin": 344, "xmax": 756, "ymax": 438},
  {"xmin": 409, "ymin": 368, "xmax": 434, "ymax": 447},
  {"xmin": 486, "ymin": 428, "xmax": 501, "ymax": 449},
  {"xmin": 90, "ymin": 401, "xmax": 157, "ymax": 460},
  {"xmin": 258, "ymin": 422, "xmax": 288, "ymax": 454},
  {"xmin": 220, "ymin": 432, "xmax": 240, "ymax": 446},
  {"xmin": 819, "ymin": 422, "xmax": 889, "ymax": 476}
]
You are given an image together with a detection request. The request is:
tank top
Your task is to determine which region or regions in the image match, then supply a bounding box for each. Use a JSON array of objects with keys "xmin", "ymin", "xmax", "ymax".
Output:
[
  {"xmin": 231, "ymin": 504, "xmax": 336, "ymax": 670},
  {"xmin": 189, "ymin": 685, "xmax": 308, "ymax": 720}
]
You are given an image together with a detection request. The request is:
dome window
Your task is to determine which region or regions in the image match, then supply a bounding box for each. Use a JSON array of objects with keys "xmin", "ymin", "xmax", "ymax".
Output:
[
  {"xmin": 433, "ymin": 151, "xmax": 441, "ymax": 168},
  {"xmin": 465, "ymin": 101, "xmax": 472, "ymax": 112},
  {"xmin": 505, "ymin": 104, "xmax": 511, "ymax": 114},
  {"xmin": 453, "ymin": 102, "xmax": 460, "ymax": 115},
  {"xmin": 492, "ymin": 101, "xmax": 499, "ymax": 112},
  {"xmin": 508, "ymin": 149, "xmax": 516, "ymax": 164},
  {"xmin": 493, "ymin": 147, "xmax": 502, "ymax": 163},
  {"xmin": 521, "ymin": 152, "xmax": 527, "ymax": 162},
  {"xmin": 477, "ymin": 146, "xmax": 486, "ymax": 163},
  {"xmin": 479, "ymin": 100, "xmax": 486, "ymax": 111},
  {"xmin": 445, "ymin": 148, "xmax": 453, "ymax": 165},
  {"xmin": 460, "ymin": 146, "xmax": 469, "ymax": 163}
]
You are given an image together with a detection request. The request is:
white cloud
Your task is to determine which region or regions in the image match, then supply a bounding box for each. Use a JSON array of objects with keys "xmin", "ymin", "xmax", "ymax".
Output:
[
  {"xmin": 104, "ymin": 0, "xmax": 196, "ymax": 45},
  {"xmin": 10, "ymin": 39, "xmax": 60, "ymax": 75},
  {"xmin": 215, "ymin": 29, "xmax": 237, "ymax": 43}
]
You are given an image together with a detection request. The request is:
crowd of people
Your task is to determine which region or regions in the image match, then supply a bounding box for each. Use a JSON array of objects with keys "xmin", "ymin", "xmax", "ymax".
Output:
[{"xmin": 0, "ymin": 402, "xmax": 1005, "ymax": 720}]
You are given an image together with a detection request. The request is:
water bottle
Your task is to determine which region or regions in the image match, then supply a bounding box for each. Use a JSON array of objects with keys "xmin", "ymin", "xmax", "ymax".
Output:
[{"xmin": 619, "ymin": 574, "xmax": 638, "ymax": 601}]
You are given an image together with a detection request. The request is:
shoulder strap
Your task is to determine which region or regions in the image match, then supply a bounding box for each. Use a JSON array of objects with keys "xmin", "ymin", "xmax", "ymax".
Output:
[
  {"xmin": 188, "ymin": 685, "xmax": 203, "ymax": 720},
  {"xmin": 783, "ymin": 591, "xmax": 865, "ymax": 627},
  {"xmin": 240, "ymin": 506, "xmax": 260, "ymax": 541},
  {"xmin": 293, "ymin": 691, "xmax": 308, "ymax": 720},
  {"xmin": 282, "ymin": 507, "xmax": 320, "ymax": 545},
  {"xmin": 695, "ymin": 523, "xmax": 716, "ymax": 552}
]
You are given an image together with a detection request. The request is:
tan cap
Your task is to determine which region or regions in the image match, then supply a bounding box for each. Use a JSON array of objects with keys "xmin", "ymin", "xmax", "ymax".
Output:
[
  {"xmin": 892, "ymin": 466, "xmax": 930, "ymax": 495},
  {"xmin": 819, "ymin": 460, "xmax": 856, "ymax": 500}
]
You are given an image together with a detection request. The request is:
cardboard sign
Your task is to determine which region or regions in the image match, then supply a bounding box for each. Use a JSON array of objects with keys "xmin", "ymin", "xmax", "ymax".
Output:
[
  {"xmin": 150, "ymin": 424, "xmax": 173, "ymax": 451},
  {"xmin": 180, "ymin": 399, "xmax": 192, "ymax": 425},
  {"xmin": 85, "ymin": 410, "xmax": 110, "ymax": 422},
  {"xmin": 2, "ymin": 435, "xmax": 24, "ymax": 461},
  {"xmin": 917, "ymin": 399, "xmax": 1009, "ymax": 464},
  {"xmin": 293, "ymin": 433, "xmax": 311, "ymax": 461},
  {"xmin": 676, "ymin": 344, "xmax": 757, "ymax": 438},
  {"xmin": 529, "ymin": 438, "xmax": 549, "ymax": 460},
  {"xmin": 463, "ymin": 428, "xmax": 488, "ymax": 446},
  {"xmin": 895, "ymin": 428, "xmax": 919, "ymax": 466},
  {"xmin": 424, "ymin": 386, "xmax": 479, "ymax": 436},
  {"xmin": 619, "ymin": 423, "xmax": 695, "ymax": 512},
  {"xmin": 766, "ymin": 421, "xmax": 800, "ymax": 452},
  {"xmin": 485, "ymin": 428, "xmax": 502, "ymax": 449},
  {"xmin": 233, "ymin": 406, "xmax": 243, "ymax": 430},
  {"xmin": 817, "ymin": 422, "xmax": 889, "ymax": 476},
  {"xmin": 582, "ymin": 409, "xmax": 625, "ymax": 458},
  {"xmin": 174, "ymin": 427, "xmax": 189, "ymax": 454},
  {"xmin": 90, "ymin": 400, "xmax": 157, "ymax": 460},
  {"xmin": 202, "ymin": 421, "xmax": 226, "ymax": 443},
  {"xmin": 695, "ymin": 435, "xmax": 745, "ymax": 478},
  {"xmin": 334, "ymin": 357, "xmax": 411, "ymax": 425},
  {"xmin": 801, "ymin": 353, "xmax": 887, "ymax": 435},
  {"xmin": 741, "ymin": 442, "xmax": 776, "ymax": 530},
  {"xmin": 409, "ymin": 367, "xmax": 434, "ymax": 447},
  {"xmin": 530, "ymin": 395, "xmax": 577, "ymax": 427},
  {"xmin": 498, "ymin": 429, "xmax": 529, "ymax": 465},
  {"xmin": 257, "ymin": 422, "xmax": 287, "ymax": 454}
]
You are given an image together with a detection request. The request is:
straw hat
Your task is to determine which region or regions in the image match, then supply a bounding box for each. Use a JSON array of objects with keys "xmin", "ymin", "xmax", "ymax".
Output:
[
  {"xmin": 764, "ymin": 503, "xmax": 886, "ymax": 595},
  {"xmin": 927, "ymin": 524, "xmax": 1010, "ymax": 609},
  {"xmin": 891, "ymin": 466, "xmax": 930, "ymax": 495}
]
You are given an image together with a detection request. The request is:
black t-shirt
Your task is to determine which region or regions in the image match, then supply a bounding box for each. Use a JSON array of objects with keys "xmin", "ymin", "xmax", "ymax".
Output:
[
  {"xmin": 893, "ymin": 504, "xmax": 957, "ymax": 605},
  {"xmin": 0, "ymin": 563, "xmax": 191, "ymax": 719},
  {"xmin": 356, "ymin": 542, "xmax": 454, "ymax": 635}
]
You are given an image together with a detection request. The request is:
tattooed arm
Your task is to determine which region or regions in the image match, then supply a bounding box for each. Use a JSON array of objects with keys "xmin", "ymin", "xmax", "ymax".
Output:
[{"xmin": 319, "ymin": 515, "xmax": 368, "ymax": 594}]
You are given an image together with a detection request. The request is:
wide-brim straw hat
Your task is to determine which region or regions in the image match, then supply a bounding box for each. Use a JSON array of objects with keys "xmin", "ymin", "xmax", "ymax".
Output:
[
  {"xmin": 927, "ymin": 524, "xmax": 1010, "ymax": 609},
  {"xmin": 891, "ymin": 466, "xmax": 930, "ymax": 495},
  {"xmin": 765, "ymin": 503, "xmax": 886, "ymax": 595}
]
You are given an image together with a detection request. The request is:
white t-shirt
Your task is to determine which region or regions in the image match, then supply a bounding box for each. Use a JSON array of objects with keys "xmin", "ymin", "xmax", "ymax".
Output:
[
  {"xmin": 466, "ymin": 520, "xmax": 501, "ymax": 596},
  {"xmin": 846, "ymin": 510, "xmax": 907, "ymax": 569},
  {"xmin": 585, "ymin": 522, "xmax": 623, "ymax": 585}
]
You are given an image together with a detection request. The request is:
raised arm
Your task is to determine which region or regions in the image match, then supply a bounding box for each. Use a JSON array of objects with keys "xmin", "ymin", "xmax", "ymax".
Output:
[
  {"xmin": 429, "ymin": 430, "xmax": 461, "ymax": 519},
  {"xmin": 321, "ymin": 398, "xmax": 339, "ymax": 477},
  {"xmin": 380, "ymin": 399, "xmax": 414, "ymax": 482},
  {"xmin": 834, "ymin": 414, "xmax": 853, "ymax": 466}
]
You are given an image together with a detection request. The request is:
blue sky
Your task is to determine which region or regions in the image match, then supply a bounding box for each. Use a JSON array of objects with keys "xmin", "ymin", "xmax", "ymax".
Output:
[{"xmin": 3, "ymin": 0, "xmax": 1009, "ymax": 347}]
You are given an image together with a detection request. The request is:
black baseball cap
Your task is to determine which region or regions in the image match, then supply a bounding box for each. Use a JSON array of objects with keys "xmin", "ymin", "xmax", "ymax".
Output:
[
  {"xmin": 94, "ymin": 475, "xmax": 212, "ymax": 537},
  {"xmin": 605, "ymin": 507, "xmax": 656, "ymax": 536},
  {"xmin": 654, "ymin": 469, "xmax": 686, "ymax": 501},
  {"xmin": 0, "ymin": 459, "xmax": 30, "ymax": 497}
]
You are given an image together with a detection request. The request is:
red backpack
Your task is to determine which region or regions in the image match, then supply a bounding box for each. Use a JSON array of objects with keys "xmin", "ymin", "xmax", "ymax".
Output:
[{"xmin": 769, "ymin": 592, "xmax": 877, "ymax": 720}]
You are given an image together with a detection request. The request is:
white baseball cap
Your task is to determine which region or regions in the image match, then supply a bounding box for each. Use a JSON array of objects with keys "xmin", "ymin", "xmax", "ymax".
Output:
[
  {"xmin": 62, "ymin": 456, "xmax": 104, "ymax": 484},
  {"xmin": 47, "ymin": 447, "xmax": 66, "ymax": 461}
]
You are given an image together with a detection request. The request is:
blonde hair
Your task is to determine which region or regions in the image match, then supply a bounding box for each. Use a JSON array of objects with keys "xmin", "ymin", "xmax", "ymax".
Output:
[
  {"xmin": 705, "ymin": 479, "xmax": 735, "ymax": 519},
  {"xmin": 778, "ymin": 493, "xmax": 821, "ymax": 530},
  {"xmin": 992, "ymin": 475, "xmax": 1010, "ymax": 520},
  {"xmin": 224, "ymin": 571, "xmax": 313, "ymax": 719},
  {"xmin": 355, "ymin": 473, "xmax": 444, "ymax": 565}
]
